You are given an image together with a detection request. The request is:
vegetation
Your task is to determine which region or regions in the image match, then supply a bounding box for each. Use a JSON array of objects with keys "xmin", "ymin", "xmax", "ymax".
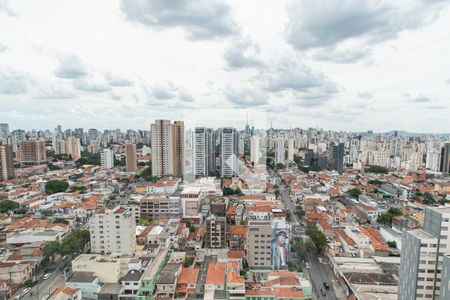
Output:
[
  {"xmin": 423, "ymin": 192, "xmax": 436, "ymax": 205},
  {"xmin": 366, "ymin": 165, "xmax": 388, "ymax": 174},
  {"xmin": 43, "ymin": 229, "xmax": 90, "ymax": 260},
  {"xmin": 0, "ymin": 200, "xmax": 19, "ymax": 213},
  {"xmin": 368, "ymin": 179, "xmax": 384, "ymax": 185},
  {"xmin": 139, "ymin": 218, "xmax": 152, "ymax": 226},
  {"xmin": 306, "ymin": 224, "xmax": 327, "ymax": 252},
  {"xmin": 275, "ymin": 162, "xmax": 285, "ymax": 170},
  {"xmin": 53, "ymin": 218, "xmax": 69, "ymax": 225},
  {"xmin": 68, "ymin": 185, "xmax": 87, "ymax": 194},
  {"xmin": 45, "ymin": 180, "xmax": 69, "ymax": 194},
  {"xmin": 377, "ymin": 207, "xmax": 403, "ymax": 226},
  {"xmin": 183, "ymin": 257, "xmax": 194, "ymax": 267},
  {"xmin": 139, "ymin": 166, "xmax": 159, "ymax": 182},
  {"xmin": 266, "ymin": 157, "xmax": 275, "ymax": 169},
  {"xmin": 348, "ymin": 188, "xmax": 362, "ymax": 199},
  {"xmin": 223, "ymin": 186, "xmax": 244, "ymax": 196},
  {"xmin": 75, "ymin": 151, "xmax": 101, "ymax": 167},
  {"xmin": 295, "ymin": 205, "xmax": 306, "ymax": 219},
  {"xmin": 47, "ymin": 163, "xmax": 62, "ymax": 171},
  {"xmin": 387, "ymin": 241, "xmax": 397, "ymax": 249}
]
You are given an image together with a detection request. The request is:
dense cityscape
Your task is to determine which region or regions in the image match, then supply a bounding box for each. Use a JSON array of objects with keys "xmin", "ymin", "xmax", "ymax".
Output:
[{"xmin": 0, "ymin": 120, "xmax": 449, "ymax": 300}]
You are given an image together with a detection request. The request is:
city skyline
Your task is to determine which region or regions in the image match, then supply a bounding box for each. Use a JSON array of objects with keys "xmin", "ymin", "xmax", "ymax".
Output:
[{"xmin": 1, "ymin": 0, "xmax": 450, "ymax": 132}]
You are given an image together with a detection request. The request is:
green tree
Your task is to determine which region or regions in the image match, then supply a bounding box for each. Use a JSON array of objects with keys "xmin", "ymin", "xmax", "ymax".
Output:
[
  {"xmin": 53, "ymin": 218, "xmax": 69, "ymax": 225},
  {"xmin": 184, "ymin": 257, "xmax": 194, "ymax": 267},
  {"xmin": 366, "ymin": 165, "xmax": 388, "ymax": 174},
  {"xmin": 348, "ymin": 188, "xmax": 362, "ymax": 199},
  {"xmin": 75, "ymin": 151, "xmax": 101, "ymax": 167},
  {"xmin": 43, "ymin": 241, "xmax": 60, "ymax": 261},
  {"xmin": 423, "ymin": 192, "xmax": 436, "ymax": 205},
  {"xmin": 275, "ymin": 162, "xmax": 285, "ymax": 170},
  {"xmin": 368, "ymin": 179, "xmax": 384, "ymax": 185},
  {"xmin": 306, "ymin": 224, "xmax": 327, "ymax": 252},
  {"xmin": 0, "ymin": 200, "xmax": 19, "ymax": 213},
  {"xmin": 45, "ymin": 180, "xmax": 69, "ymax": 194},
  {"xmin": 387, "ymin": 241, "xmax": 397, "ymax": 249},
  {"xmin": 377, "ymin": 207, "xmax": 403, "ymax": 226}
]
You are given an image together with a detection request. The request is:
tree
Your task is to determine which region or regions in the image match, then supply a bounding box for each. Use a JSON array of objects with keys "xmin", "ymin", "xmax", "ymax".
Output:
[
  {"xmin": 306, "ymin": 224, "xmax": 327, "ymax": 252},
  {"xmin": 274, "ymin": 188, "xmax": 280, "ymax": 199},
  {"xmin": 348, "ymin": 188, "xmax": 362, "ymax": 199},
  {"xmin": 295, "ymin": 206, "xmax": 306, "ymax": 219},
  {"xmin": 387, "ymin": 241, "xmax": 397, "ymax": 249},
  {"xmin": 139, "ymin": 218, "xmax": 152, "ymax": 226},
  {"xmin": 53, "ymin": 218, "xmax": 69, "ymax": 225},
  {"xmin": 423, "ymin": 192, "xmax": 436, "ymax": 205},
  {"xmin": 368, "ymin": 179, "xmax": 384, "ymax": 185},
  {"xmin": 184, "ymin": 258, "xmax": 194, "ymax": 267},
  {"xmin": 75, "ymin": 151, "xmax": 101, "ymax": 167},
  {"xmin": 377, "ymin": 207, "xmax": 403, "ymax": 226},
  {"xmin": 366, "ymin": 165, "xmax": 388, "ymax": 174},
  {"xmin": 45, "ymin": 180, "xmax": 69, "ymax": 194},
  {"xmin": 275, "ymin": 163, "xmax": 285, "ymax": 170},
  {"xmin": 0, "ymin": 200, "xmax": 19, "ymax": 213},
  {"xmin": 139, "ymin": 166, "xmax": 159, "ymax": 182},
  {"xmin": 43, "ymin": 241, "xmax": 60, "ymax": 261}
]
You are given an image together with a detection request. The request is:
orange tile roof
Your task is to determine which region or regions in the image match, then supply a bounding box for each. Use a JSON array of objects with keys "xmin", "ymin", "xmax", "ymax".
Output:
[
  {"xmin": 205, "ymin": 262, "xmax": 226, "ymax": 285},
  {"xmin": 229, "ymin": 225, "xmax": 248, "ymax": 235},
  {"xmin": 228, "ymin": 250, "xmax": 245, "ymax": 259},
  {"xmin": 178, "ymin": 268, "xmax": 200, "ymax": 285},
  {"xmin": 246, "ymin": 289, "xmax": 274, "ymax": 296},
  {"xmin": 274, "ymin": 287, "xmax": 305, "ymax": 298},
  {"xmin": 226, "ymin": 205, "xmax": 237, "ymax": 216}
]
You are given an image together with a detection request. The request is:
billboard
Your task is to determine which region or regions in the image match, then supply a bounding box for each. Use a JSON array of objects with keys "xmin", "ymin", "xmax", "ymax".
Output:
[{"xmin": 271, "ymin": 228, "xmax": 289, "ymax": 270}]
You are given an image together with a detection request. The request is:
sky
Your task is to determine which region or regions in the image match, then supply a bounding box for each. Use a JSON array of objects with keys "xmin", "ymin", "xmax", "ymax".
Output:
[{"xmin": 1, "ymin": 0, "xmax": 450, "ymax": 132}]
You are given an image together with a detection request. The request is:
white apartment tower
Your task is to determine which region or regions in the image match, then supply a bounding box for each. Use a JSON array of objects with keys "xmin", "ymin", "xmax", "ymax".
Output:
[
  {"xmin": 288, "ymin": 138, "xmax": 295, "ymax": 161},
  {"xmin": 399, "ymin": 207, "xmax": 450, "ymax": 299},
  {"xmin": 250, "ymin": 135, "xmax": 261, "ymax": 165},
  {"xmin": 220, "ymin": 128, "xmax": 238, "ymax": 178},
  {"xmin": 89, "ymin": 206, "xmax": 137, "ymax": 256},
  {"xmin": 194, "ymin": 128, "xmax": 216, "ymax": 177},
  {"xmin": 101, "ymin": 148, "xmax": 114, "ymax": 169},
  {"xmin": 276, "ymin": 137, "xmax": 285, "ymax": 164}
]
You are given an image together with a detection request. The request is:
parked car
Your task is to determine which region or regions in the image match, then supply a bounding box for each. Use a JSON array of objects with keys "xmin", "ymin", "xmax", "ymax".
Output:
[
  {"xmin": 22, "ymin": 287, "xmax": 31, "ymax": 295},
  {"xmin": 14, "ymin": 295, "xmax": 23, "ymax": 300},
  {"xmin": 305, "ymin": 262, "xmax": 310, "ymax": 269},
  {"xmin": 323, "ymin": 282, "xmax": 330, "ymax": 290},
  {"xmin": 43, "ymin": 273, "xmax": 52, "ymax": 280},
  {"xmin": 320, "ymin": 287, "xmax": 327, "ymax": 296}
]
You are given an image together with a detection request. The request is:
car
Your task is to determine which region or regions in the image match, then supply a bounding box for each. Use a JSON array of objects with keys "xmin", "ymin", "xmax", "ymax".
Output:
[
  {"xmin": 320, "ymin": 287, "xmax": 327, "ymax": 296},
  {"xmin": 22, "ymin": 287, "xmax": 31, "ymax": 295},
  {"xmin": 305, "ymin": 263, "xmax": 310, "ymax": 269},
  {"xmin": 43, "ymin": 273, "xmax": 52, "ymax": 280},
  {"xmin": 323, "ymin": 282, "xmax": 330, "ymax": 290},
  {"xmin": 14, "ymin": 295, "xmax": 23, "ymax": 300}
]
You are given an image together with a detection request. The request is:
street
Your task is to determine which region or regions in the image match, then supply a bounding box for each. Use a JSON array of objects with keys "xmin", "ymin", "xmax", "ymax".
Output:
[
  {"xmin": 278, "ymin": 182, "xmax": 344, "ymax": 300},
  {"xmin": 14, "ymin": 262, "xmax": 65, "ymax": 300}
]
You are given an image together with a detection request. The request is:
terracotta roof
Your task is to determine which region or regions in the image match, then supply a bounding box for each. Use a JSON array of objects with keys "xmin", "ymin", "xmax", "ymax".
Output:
[
  {"xmin": 228, "ymin": 251, "xmax": 245, "ymax": 259},
  {"xmin": 178, "ymin": 268, "xmax": 200, "ymax": 285},
  {"xmin": 229, "ymin": 225, "xmax": 248, "ymax": 235},
  {"xmin": 274, "ymin": 287, "xmax": 305, "ymax": 298},
  {"xmin": 205, "ymin": 262, "xmax": 226, "ymax": 285}
]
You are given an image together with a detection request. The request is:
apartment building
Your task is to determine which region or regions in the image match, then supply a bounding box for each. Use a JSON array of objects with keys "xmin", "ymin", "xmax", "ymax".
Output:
[
  {"xmin": 100, "ymin": 148, "xmax": 114, "ymax": 169},
  {"xmin": 399, "ymin": 206, "xmax": 450, "ymax": 299},
  {"xmin": 0, "ymin": 142, "xmax": 14, "ymax": 181},
  {"xmin": 66, "ymin": 136, "xmax": 81, "ymax": 160},
  {"xmin": 90, "ymin": 206, "xmax": 137, "ymax": 255},
  {"xmin": 220, "ymin": 127, "xmax": 239, "ymax": 178},
  {"xmin": 140, "ymin": 195, "xmax": 181, "ymax": 220},
  {"xmin": 18, "ymin": 140, "xmax": 47, "ymax": 165},
  {"xmin": 204, "ymin": 198, "xmax": 227, "ymax": 249},
  {"xmin": 125, "ymin": 142, "xmax": 137, "ymax": 173},
  {"xmin": 247, "ymin": 220, "xmax": 272, "ymax": 269},
  {"xmin": 276, "ymin": 137, "xmax": 284, "ymax": 164},
  {"xmin": 194, "ymin": 127, "xmax": 216, "ymax": 177},
  {"xmin": 150, "ymin": 120, "xmax": 184, "ymax": 177}
]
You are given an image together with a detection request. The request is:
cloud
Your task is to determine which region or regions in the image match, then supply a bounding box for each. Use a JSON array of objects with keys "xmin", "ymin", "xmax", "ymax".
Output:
[
  {"xmin": 358, "ymin": 91, "xmax": 373, "ymax": 99},
  {"xmin": 286, "ymin": 0, "xmax": 446, "ymax": 61},
  {"xmin": 0, "ymin": 68, "xmax": 29, "ymax": 94},
  {"xmin": 410, "ymin": 95, "xmax": 432, "ymax": 103},
  {"xmin": 151, "ymin": 82, "xmax": 177, "ymax": 100},
  {"xmin": 425, "ymin": 104, "xmax": 446, "ymax": 110},
  {"xmin": 0, "ymin": 43, "xmax": 7, "ymax": 52},
  {"xmin": 35, "ymin": 85, "xmax": 77, "ymax": 99},
  {"xmin": 224, "ymin": 37, "xmax": 264, "ymax": 70},
  {"xmin": 120, "ymin": 0, "xmax": 238, "ymax": 40},
  {"xmin": 179, "ymin": 89, "xmax": 194, "ymax": 102},
  {"xmin": 73, "ymin": 77, "xmax": 111, "ymax": 93},
  {"xmin": 225, "ymin": 86, "xmax": 269, "ymax": 107},
  {"xmin": 0, "ymin": 0, "xmax": 16, "ymax": 16},
  {"xmin": 106, "ymin": 73, "xmax": 133, "ymax": 87},
  {"xmin": 54, "ymin": 54, "xmax": 88, "ymax": 79},
  {"xmin": 313, "ymin": 45, "xmax": 369, "ymax": 64},
  {"xmin": 263, "ymin": 58, "xmax": 338, "ymax": 93}
]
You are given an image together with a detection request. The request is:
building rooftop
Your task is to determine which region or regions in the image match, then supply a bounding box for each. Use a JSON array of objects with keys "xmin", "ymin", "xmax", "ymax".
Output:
[{"xmin": 67, "ymin": 271, "xmax": 97, "ymax": 283}]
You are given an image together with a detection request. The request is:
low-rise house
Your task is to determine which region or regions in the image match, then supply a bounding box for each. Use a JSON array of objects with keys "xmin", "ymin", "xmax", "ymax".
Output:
[{"xmin": 66, "ymin": 272, "xmax": 102, "ymax": 299}]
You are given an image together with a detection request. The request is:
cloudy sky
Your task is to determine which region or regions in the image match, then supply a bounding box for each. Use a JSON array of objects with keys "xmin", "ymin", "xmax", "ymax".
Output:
[{"xmin": 1, "ymin": 0, "xmax": 450, "ymax": 132}]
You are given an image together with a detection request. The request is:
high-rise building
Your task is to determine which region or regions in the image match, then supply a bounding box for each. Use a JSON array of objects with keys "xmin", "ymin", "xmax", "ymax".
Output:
[
  {"xmin": 204, "ymin": 198, "xmax": 227, "ymax": 249},
  {"xmin": 0, "ymin": 123, "xmax": 9, "ymax": 141},
  {"xmin": 220, "ymin": 128, "xmax": 238, "ymax": 178},
  {"xmin": 66, "ymin": 136, "xmax": 81, "ymax": 160},
  {"xmin": 0, "ymin": 142, "xmax": 14, "ymax": 181},
  {"xmin": 440, "ymin": 143, "xmax": 450, "ymax": 174},
  {"xmin": 194, "ymin": 127, "xmax": 216, "ymax": 177},
  {"xmin": 248, "ymin": 219, "xmax": 272, "ymax": 269},
  {"xmin": 426, "ymin": 148, "xmax": 442, "ymax": 172},
  {"xmin": 125, "ymin": 142, "xmax": 137, "ymax": 173},
  {"xmin": 172, "ymin": 121, "xmax": 184, "ymax": 177},
  {"xmin": 250, "ymin": 135, "xmax": 261, "ymax": 165},
  {"xmin": 18, "ymin": 140, "xmax": 47, "ymax": 165},
  {"xmin": 288, "ymin": 138, "xmax": 295, "ymax": 161},
  {"xmin": 330, "ymin": 142, "xmax": 344, "ymax": 174},
  {"xmin": 89, "ymin": 206, "xmax": 136, "ymax": 255},
  {"xmin": 100, "ymin": 148, "xmax": 114, "ymax": 169},
  {"xmin": 151, "ymin": 120, "xmax": 184, "ymax": 177},
  {"xmin": 399, "ymin": 207, "xmax": 450, "ymax": 299},
  {"xmin": 276, "ymin": 138, "xmax": 285, "ymax": 164}
]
